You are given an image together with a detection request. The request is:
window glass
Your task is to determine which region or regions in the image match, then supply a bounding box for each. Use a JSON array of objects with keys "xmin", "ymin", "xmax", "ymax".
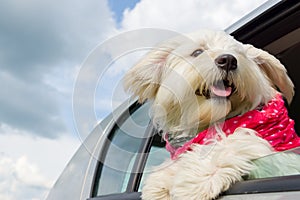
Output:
[
  {"xmin": 247, "ymin": 147, "xmax": 300, "ymax": 180},
  {"xmin": 93, "ymin": 102, "xmax": 151, "ymax": 196},
  {"xmin": 138, "ymin": 134, "xmax": 170, "ymax": 191}
]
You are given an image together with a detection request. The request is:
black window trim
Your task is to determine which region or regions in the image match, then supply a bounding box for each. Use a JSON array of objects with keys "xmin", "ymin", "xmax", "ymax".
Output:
[
  {"xmin": 90, "ymin": 100, "xmax": 155, "ymax": 198},
  {"xmin": 224, "ymin": 175, "xmax": 300, "ymax": 195},
  {"xmin": 91, "ymin": 101, "xmax": 147, "ymax": 197},
  {"xmin": 88, "ymin": 192, "xmax": 142, "ymax": 200},
  {"xmin": 88, "ymin": 174, "xmax": 300, "ymax": 200},
  {"xmin": 125, "ymin": 123, "xmax": 156, "ymax": 192},
  {"xmin": 228, "ymin": 0, "xmax": 300, "ymax": 48}
]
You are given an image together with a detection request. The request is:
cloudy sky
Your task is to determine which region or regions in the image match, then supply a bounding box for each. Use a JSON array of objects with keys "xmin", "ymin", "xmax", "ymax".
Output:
[{"xmin": 0, "ymin": 0, "xmax": 267, "ymax": 199}]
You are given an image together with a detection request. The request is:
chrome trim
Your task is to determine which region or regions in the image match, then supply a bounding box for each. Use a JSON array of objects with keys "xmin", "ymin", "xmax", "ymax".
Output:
[{"xmin": 225, "ymin": 0, "xmax": 282, "ymax": 33}]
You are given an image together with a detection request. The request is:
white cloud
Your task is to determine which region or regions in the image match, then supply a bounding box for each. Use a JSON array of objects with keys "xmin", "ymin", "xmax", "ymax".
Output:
[
  {"xmin": 122, "ymin": 0, "xmax": 267, "ymax": 32},
  {"xmin": 0, "ymin": 154, "xmax": 51, "ymax": 200},
  {"xmin": 14, "ymin": 156, "xmax": 52, "ymax": 187},
  {"xmin": 0, "ymin": 125, "xmax": 80, "ymax": 199}
]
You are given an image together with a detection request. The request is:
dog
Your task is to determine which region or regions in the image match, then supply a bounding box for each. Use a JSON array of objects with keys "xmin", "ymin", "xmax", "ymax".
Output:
[{"xmin": 123, "ymin": 30, "xmax": 300, "ymax": 200}]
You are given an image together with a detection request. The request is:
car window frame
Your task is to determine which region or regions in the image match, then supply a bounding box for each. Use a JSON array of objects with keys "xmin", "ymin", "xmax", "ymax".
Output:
[
  {"xmin": 90, "ymin": 101, "xmax": 156, "ymax": 198},
  {"xmin": 87, "ymin": 192, "xmax": 142, "ymax": 200},
  {"xmin": 125, "ymin": 123, "xmax": 156, "ymax": 192},
  {"xmin": 224, "ymin": 174, "xmax": 300, "ymax": 195}
]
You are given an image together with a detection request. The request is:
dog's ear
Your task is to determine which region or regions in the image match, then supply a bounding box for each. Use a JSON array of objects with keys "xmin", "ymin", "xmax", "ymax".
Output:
[
  {"xmin": 245, "ymin": 44, "xmax": 294, "ymax": 104},
  {"xmin": 124, "ymin": 41, "xmax": 178, "ymax": 103}
]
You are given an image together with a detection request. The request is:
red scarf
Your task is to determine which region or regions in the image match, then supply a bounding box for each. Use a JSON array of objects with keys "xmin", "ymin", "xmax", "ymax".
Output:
[{"xmin": 166, "ymin": 94, "xmax": 300, "ymax": 160}]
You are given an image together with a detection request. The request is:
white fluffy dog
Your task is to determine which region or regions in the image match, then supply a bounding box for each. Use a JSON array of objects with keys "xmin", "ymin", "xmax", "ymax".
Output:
[{"xmin": 124, "ymin": 30, "xmax": 300, "ymax": 200}]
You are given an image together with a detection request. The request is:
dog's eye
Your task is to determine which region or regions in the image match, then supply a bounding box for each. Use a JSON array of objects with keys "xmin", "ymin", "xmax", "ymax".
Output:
[{"xmin": 191, "ymin": 49, "xmax": 204, "ymax": 57}]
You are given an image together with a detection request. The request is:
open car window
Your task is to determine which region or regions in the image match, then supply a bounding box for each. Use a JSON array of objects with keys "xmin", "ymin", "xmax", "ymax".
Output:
[{"xmin": 138, "ymin": 136, "xmax": 300, "ymax": 195}]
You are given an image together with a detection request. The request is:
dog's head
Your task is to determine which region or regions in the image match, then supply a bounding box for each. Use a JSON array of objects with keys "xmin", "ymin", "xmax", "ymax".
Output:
[{"xmin": 124, "ymin": 30, "xmax": 294, "ymax": 136}]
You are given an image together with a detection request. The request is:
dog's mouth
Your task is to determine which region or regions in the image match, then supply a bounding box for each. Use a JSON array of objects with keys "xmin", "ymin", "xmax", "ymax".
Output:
[{"xmin": 195, "ymin": 80, "xmax": 235, "ymax": 99}]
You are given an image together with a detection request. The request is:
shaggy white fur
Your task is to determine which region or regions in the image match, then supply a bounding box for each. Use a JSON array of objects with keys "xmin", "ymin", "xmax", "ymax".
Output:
[{"xmin": 123, "ymin": 30, "xmax": 297, "ymax": 200}]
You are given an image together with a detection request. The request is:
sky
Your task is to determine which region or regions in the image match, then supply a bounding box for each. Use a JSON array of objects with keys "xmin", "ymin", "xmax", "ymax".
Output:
[{"xmin": 0, "ymin": 0, "xmax": 268, "ymax": 199}]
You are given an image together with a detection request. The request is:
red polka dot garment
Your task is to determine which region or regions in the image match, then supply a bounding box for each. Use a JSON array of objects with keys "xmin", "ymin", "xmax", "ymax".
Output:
[{"xmin": 166, "ymin": 94, "xmax": 300, "ymax": 160}]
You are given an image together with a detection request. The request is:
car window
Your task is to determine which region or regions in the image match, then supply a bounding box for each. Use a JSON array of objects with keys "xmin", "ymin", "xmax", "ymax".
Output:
[
  {"xmin": 137, "ymin": 136, "xmax": 300, "ymax": 193},
  {"xmin": 92, "ymin": 102, "xmax": 151, "ymax": 197}
]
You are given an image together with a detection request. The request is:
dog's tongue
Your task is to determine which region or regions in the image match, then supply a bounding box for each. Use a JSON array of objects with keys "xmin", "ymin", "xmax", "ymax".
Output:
[{"xmin": 210, "ymin": 85, "xmax": 232, "ymax": 97}]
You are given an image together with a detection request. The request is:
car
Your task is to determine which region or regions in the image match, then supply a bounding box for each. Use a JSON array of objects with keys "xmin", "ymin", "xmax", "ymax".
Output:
[{"xmin": 46, "ymin": 1, "xmax": 300, "ymax": 199}]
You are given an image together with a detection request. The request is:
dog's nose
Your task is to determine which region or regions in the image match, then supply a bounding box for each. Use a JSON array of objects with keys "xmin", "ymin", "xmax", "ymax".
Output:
[{"xmin": 215, "ymin": 54, "xmax": 237, "ymax": 71}]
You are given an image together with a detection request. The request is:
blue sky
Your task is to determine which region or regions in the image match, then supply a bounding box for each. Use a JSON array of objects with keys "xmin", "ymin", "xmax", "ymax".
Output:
[
  {"xmin": 108, "ymin": 0, "xmax": 140, "ymax": 24},
  {"xmin": 0, "ymin": 0, "xmax": 268, "ymax": 199}
]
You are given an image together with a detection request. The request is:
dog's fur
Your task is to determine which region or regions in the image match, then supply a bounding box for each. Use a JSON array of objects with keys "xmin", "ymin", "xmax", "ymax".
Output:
[{"xmin": 123, "ymin": 30, "xmax": 297, "ymax": 200}]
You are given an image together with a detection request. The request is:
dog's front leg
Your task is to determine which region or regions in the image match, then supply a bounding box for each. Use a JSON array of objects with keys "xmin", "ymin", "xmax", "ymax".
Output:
[
  {"xmin": 142, "ymin": 159, "xmax": 178, "ymax": 200},
  {"xmin": 171, "ymin": 128, "xmax": 274, "ymax": 200}
]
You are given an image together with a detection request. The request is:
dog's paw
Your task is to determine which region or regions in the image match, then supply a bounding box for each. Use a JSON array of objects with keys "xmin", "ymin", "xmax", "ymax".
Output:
[
  {"xmin": 142, "ymin": 172, "xmax": 171, "ymax": 200},
  {"xmin": 142, "ymin": 185, "xmax": 171, "ymax": 200},
  {"xmin": 142, "ymin": 160, "xmax": 176, "ymax": 200},
  {"xmin": 171, "ymin": 149, "xmax": 242, "ymax": 200},
  {"xmin": 171, "ymin": 175, "xmax": 224, "ymax": 200}
]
